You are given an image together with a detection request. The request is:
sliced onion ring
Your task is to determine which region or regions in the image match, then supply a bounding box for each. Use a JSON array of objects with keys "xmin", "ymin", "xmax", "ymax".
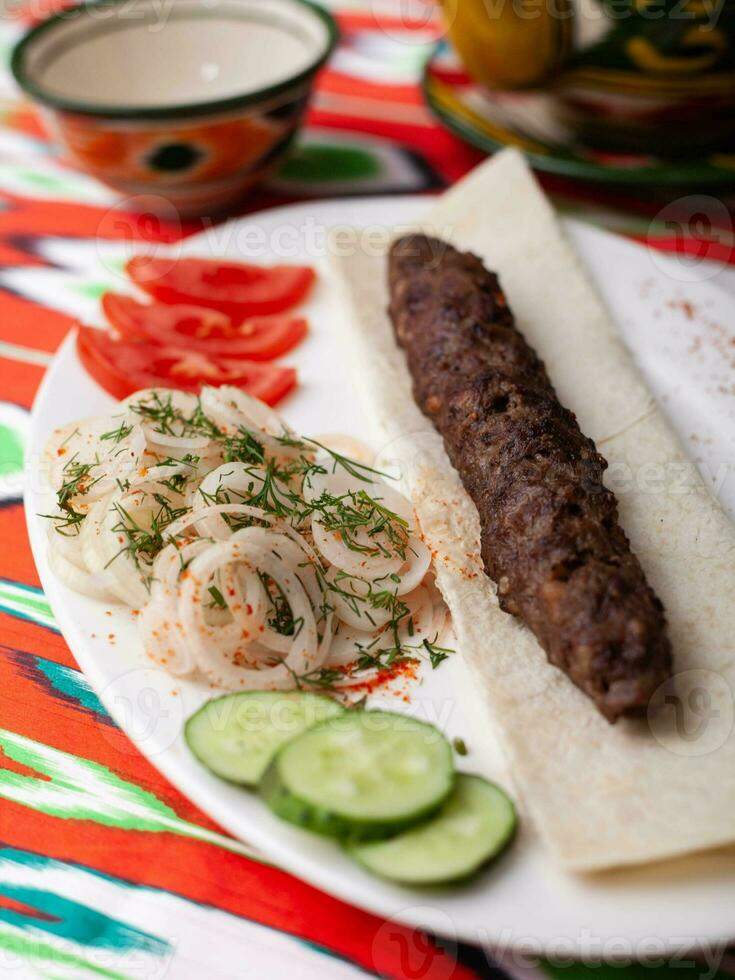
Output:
[{"xmin": 177, "ymin": 532, "xmax": 320, "ymax": 690}]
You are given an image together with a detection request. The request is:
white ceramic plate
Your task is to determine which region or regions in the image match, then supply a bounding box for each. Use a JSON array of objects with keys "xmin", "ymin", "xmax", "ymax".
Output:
[{"xmin": 26, "ymin": 196, "xmax": 735, "ymax": 955}]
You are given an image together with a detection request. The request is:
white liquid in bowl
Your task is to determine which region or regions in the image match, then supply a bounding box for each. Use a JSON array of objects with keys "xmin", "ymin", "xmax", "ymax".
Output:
[{"xmin": 24, "ymin": 0, "xmax": 330, "ymax": 110}]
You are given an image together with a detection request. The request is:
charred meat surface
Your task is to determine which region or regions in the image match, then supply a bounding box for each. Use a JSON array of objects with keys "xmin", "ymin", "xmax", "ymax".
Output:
[{"xmin": 388, "ymin": 234, "xmax": 672, "ymax": 721}]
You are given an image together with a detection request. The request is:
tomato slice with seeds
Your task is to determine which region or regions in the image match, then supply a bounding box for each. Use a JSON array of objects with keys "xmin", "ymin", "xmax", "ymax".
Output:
[
  {"xmin": 126, "ymin": 256, "xmax": 316, "ymax": 319},
  {"xmin": 103, "ymin": 292, "xmax": 231, "ymax": 340},
  {"xmin": 101, "ymin": 293, "xmax": 307, "ymax": 361},
  {"xmin": 76, "ymin": 326, "xmax": 296, "ymax": 405}
]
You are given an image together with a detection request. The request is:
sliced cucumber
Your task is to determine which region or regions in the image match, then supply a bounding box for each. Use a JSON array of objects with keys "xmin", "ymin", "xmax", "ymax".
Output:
[
  {"xmin": 185, "ymin": 691, "xmax": 345, "ymax": 787},
  {"xmin": 260, "ymin": 710, "xmax": 454, "ymax": 840},
  {"xmin": 347, "ymin": 774, "xmax": 516, "ymax": 884}
]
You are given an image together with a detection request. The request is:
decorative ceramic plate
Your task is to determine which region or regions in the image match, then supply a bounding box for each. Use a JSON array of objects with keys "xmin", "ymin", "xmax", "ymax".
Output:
[
  {"xmin": 423, "ymin": 42, "xmax": 735, "ymax": 188},
  {"xmin": 25, "ymin": 196, "xmax": 735, "ymax": 952}
]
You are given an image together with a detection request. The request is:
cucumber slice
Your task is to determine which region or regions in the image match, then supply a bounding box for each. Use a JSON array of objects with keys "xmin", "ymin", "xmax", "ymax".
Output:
[
  {"xmin": 260, "ymin": 710, "xmax": 454, "ymax": 840},
  {"xmin": 185, "ymin": 691, "xmax": 345, "ymax": 787},
  {"xmin": 347, "ymin": 774, "xmax": 516, "ymax": 884}
]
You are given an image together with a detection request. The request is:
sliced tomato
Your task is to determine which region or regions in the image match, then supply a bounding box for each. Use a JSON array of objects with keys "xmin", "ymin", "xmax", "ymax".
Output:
[
  {"xmin": 103, "ymin": 292, "xmax": 231, "ymax": 340},
  {"xmin": 126, "ymin": 256, "xmax": 316, "ymax": 319},
  {"xmin": 101, "ymin": 293, "xmax": 307, "ymax": 361},
  {"xmin": 76, "ymin": 326, "xmax": 296, "ymax": 406}
]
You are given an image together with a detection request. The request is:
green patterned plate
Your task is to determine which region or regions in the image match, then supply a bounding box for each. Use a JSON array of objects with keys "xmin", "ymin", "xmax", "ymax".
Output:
[{"xmin": 423, "ymin": 42, "xmax": 735, "ymax": 188}]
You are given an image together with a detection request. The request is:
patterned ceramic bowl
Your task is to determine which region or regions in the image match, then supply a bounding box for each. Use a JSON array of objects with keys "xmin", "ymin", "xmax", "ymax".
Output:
[{"xmin": 12, "ymin": 0, "xmax": 337, "ymax": 217}]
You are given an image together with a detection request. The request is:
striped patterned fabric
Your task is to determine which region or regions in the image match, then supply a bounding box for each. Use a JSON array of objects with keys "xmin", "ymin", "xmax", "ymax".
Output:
[{"xmin": 0, "ymin": 1, "xmax": 733, "ymax": 976}]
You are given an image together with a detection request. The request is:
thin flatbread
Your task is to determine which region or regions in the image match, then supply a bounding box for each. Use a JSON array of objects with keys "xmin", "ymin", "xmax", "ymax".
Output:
[{"xmin": 331, "ymin": 149, "xmax": 735, "ymax": 872}]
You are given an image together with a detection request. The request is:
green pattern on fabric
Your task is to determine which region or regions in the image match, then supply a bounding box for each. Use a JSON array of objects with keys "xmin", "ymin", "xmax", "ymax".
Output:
[
  {"xmin": 279, "ymin": 143, "xmax": 382, "ymax": 182},
  {"xmin": 0, "ymin": 580, "xmax": 57, "ymax": 632},
  {"xmin": 0, "ymin": 729, "xmax": 263, "ymax": 859},
  {"xmin": 0, "ymin": 928, "xmax": 127, "ymax": 979},
  {"xmin": 74, "ymin": 282, "xmax": 115, "ymax": 300},
  {"xmin": 0, "ymin": 423, "xmax": 23, "ymax": 476},
  {"xmin": 541, "ymin": 956, "xmax": 734, "ymax": 980},
  {"xmin": 22, "ymin": 172, "xmax": 75, "ymax": 192}
]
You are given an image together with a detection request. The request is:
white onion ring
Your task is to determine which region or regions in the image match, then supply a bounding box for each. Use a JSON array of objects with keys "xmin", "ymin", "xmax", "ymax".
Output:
[
  {"xmin": 45, "ymin": 385, "xmax": 448, "ymax": 697},
  {"xmin": 306, "ymin": 467, "xmax": 413, "ymax": 578},
  {"xmin": 230, "ymin": 526, "xmax": 328, "ymax": 654},
  {"xmin": 303, "ymin": 466, "xmax": 413, "ymax": 522},
  {"xmin": 201, "ymin": 386, "xmax": 291, "ymax": 438},
  {"xmin": 121, "ymin": 388, "xmax": 198, "ymax": 416},
  {"xmin": 393, "ymin": 537, "xmax": 432, "ymax": 596},
  {"xmin": 166, "ymin": 501, "xmax": 275, "ymax": 541},
  {"xmin": 323, "ymin": 586, "xmax": 437, "ymax": 687},
  {"xmin": 396, "ymin": 585, "xmax": 438, "ymax": 647},
  {"xmin": 47, "ymin": 522, "xmax": 87, "ymax": 570},
  {"xmin": 139, "ymin": 540, "xmax": 208, "ymax": 675},
  {"xmin": 193, "ymin": 463, "xmax": 293, "ymax": 538},
  {"xmin": 323, "ymin": 569, "xmax": 395, "ymax": 631},
  {"xmin": 48, "ymin": 544, "xmax": 118, "ymax": 602},
  {"xmin": 177, "ymin": 531, "xmax": 320, "ymax": 689},
  {"xmin": 50, "ymin": 413, "xmax": 145, "ymax": 503},
  {"xmin": 144, "ymin": 427, "xmax": 212, "ymax": 453},
  {"xmin": 81, "ymin": 488, "xmax": 162, "ymax": 607},
  {"xmin": 200, "ymin": 386, "xmax": 304, "ymax": 460},
  {"xmin": 311, "ymin": 517, "xmax": 405, "ymax": 580}
]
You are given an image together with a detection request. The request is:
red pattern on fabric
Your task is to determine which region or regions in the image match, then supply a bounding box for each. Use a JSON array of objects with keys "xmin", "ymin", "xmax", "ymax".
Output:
[
  {"xmin": 0, "ymin": 357, "xmax": 45, "ymax": 405},
  {"xmin": 0, "ymin": 291, "xmax": 74, "ymax": 352},
  {"xmin": 0, "ymin": 512, "xmax": 44, "ymax": 588},
  {"xmin": 0, "ymin": 658, "xmax": 478, "ymax": 978}
]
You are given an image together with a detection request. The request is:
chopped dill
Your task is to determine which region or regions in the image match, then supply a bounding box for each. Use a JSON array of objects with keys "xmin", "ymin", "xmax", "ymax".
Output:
[
  {"xmin": 59, "ymin": 427, "xmax": 81, "ymax": 448},
  {"xmin": 223, "ymin": 427, "xmax": 265, "ymax": 465},
  {"xmin": 207, "ymin": 584, "xmax": 227, "ymax": 609},
  {"xmin": 302, "ymin": 437, "xmax": 391, "ymax": 482},
  {"xmin": 57, "ymin": 458, "xmax": 99, "ymax": 509},
  {"xmin": 283, "ymin": 663, "xmax": 345, "ymax": 692},
  {"xmin": 258, "ymin": 570, "xmax": 304, "ymax": 637},
  {"xmin": 152, "ymin": 453, "xmax": 200, "ymax": 470},
  {"xmin": 100, "ymin": 421, "xmax": 133, "ymax": 444},
  {"xmin": 308, "ymin": 488, "xmax": 409, "ymax": 560},
  {"xmin": 422, "ymin": 637, "xmax": 453, "ymax": 669},
  {"xmin": 129, "ymin": 392, "xmax": 221, "ymax": 440},
  {"xmin": 106, "ymin": 493, "xmax": 187, "ymax": 588},
  {"xmin": 40, "ymin": 507, "xmax": 86, "ymax": 536}
]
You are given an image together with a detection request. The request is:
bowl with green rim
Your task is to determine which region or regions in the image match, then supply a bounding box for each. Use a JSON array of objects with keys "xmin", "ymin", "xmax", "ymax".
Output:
[{"xmin": 12, "ymin": 0, "xmax": 338, "ymax": 217}]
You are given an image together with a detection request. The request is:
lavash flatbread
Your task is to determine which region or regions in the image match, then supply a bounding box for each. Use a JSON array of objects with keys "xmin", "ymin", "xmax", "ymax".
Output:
[{"xmin": 331, "ymin": 149, "xmax": 735, "ymax": 872}]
